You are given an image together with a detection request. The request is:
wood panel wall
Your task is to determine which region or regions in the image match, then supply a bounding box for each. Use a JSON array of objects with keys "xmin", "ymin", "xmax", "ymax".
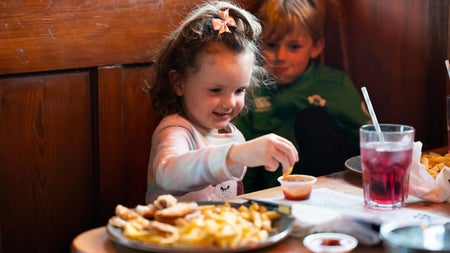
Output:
[
  {"xmin": 0, "ymin": 71, "xmax": 95, "ymax": 253},
  {"xmin": 0, "ymin": 1, "xmax": 448, "ymax": 253},
  {"xmin": 340, "ymin": 0, "xmax": 449, "ymax": 150}
]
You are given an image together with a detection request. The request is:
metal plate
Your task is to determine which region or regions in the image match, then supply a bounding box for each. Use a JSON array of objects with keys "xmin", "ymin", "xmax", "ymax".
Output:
[
  {"xmin": 344, "ymin": 156, "xmax": 362, "ymax": 174},
  {"xmin": 107, "ymin": 202, "xmax": 295, "ymax": 253}
]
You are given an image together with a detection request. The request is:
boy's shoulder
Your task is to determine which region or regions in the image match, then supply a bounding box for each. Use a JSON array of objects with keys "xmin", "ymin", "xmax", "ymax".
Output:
[{"xmin": 309, "ymin": 63, "xmax": 348, "ymax": 81}]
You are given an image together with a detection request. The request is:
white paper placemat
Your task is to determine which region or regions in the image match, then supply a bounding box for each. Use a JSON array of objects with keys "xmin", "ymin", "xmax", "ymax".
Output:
[{"xmin": 257, "ymin": 188, "xmax": 450, "ymax": 225}]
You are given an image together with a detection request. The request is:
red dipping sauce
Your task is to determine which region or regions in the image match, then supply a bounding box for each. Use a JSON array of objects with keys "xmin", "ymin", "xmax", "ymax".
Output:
[{"xmin": 278, "ymin": 174, "xmax": 317, "ymax": 201}]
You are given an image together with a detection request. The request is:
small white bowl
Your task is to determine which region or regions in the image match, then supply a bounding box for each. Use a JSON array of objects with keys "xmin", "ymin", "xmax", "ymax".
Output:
[
  {"xmin": 303, "ymin": 232, "xmax": 358, "ymax": 253},
  {"xmin": 277, "ymin": 174, "xmax": 317, "ymax": 200}
]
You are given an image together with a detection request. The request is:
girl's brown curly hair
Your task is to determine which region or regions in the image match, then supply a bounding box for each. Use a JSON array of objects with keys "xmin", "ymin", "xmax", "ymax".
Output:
[{"xmin": 148, "ymin": 1, "xmax": 271, "ymax": 120}]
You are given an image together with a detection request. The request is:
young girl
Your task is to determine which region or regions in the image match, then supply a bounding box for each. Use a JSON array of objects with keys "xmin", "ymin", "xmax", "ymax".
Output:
[
  {"xmin": 235, "ymin": 0, "xmax": 371, "ymax": 192},
  {"xmin": 145, "ymin": 1, "xmax": 298, "ymax": 203}
]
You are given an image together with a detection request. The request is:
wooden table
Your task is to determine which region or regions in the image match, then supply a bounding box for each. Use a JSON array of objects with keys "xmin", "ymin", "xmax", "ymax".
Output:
[{"xmin": 72, "ymin": 170, "xmax": 450, "ymax": 253}]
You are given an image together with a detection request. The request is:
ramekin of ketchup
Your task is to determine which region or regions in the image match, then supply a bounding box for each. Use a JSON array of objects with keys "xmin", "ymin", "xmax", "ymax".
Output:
[{"xmin": 277, "ymin": 174, "xmax": 317, "ymax": 200}]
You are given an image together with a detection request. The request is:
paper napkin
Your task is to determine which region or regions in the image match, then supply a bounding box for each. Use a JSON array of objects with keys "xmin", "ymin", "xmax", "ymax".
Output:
[
  {"xmin": 289, "ymin": 204, "xmax": 381, "ymax": 246},
  {"xmin": 409, "ymin": 141, "xmax": 450, "ymax": 202}
]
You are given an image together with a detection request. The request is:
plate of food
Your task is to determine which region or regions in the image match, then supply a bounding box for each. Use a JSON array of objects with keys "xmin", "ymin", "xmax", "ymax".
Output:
[
  {"xmin": 344, "ymin": 155, "xmax": 362, "ymax": 174},
  {"xmin": 107, "ymin": 194, "xmax": 295, "ymax": 253}
]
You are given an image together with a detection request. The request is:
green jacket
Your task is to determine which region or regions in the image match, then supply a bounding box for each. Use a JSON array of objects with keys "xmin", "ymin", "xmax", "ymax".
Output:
[
  {"xmin": 236, "ymin": 62, "xmax": 370, "ymax": 149},
  {"xmin": 235, "ymin": 62, "xmax": 370, "ymax": 190}
]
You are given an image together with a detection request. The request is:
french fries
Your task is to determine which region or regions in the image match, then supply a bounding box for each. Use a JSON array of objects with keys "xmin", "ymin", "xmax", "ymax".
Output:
[
  {"xmin": 420, "ymin": 152, "xmax": 450, "ymax": 178},
  {"xmin": 109, "ymin": 196, "xmax": 280, "ymax": 248}
]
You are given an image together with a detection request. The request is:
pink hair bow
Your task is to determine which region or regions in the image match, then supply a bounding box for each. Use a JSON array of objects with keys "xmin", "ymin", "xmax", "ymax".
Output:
[{"xmin": 212, "ymin": 9, "xmax": 236, "ymax": 34}]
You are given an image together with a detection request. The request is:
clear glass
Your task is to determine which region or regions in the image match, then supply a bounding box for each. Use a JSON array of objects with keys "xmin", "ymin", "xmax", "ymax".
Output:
[{"xmin": 360, "ymin": 124, "xmax": 415, "ymax": 210}]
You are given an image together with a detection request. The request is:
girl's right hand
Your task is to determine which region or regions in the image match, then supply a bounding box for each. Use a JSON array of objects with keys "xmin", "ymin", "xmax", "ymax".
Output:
[{"xmin": 227, "ymin": 133, "xmax": 299, "ymax": 172}]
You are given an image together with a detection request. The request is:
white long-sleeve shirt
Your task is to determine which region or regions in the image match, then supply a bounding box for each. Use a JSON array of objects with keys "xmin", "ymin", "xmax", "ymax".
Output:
[{"xmin": 146, "ymin": 114, "xmax": 247, "ymax": 203}]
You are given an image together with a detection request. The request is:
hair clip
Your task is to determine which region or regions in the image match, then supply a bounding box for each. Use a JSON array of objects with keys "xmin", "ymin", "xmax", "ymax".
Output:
[{"xmin": 212, "ymin": 9, "xmax": 236, "ymax": 34}]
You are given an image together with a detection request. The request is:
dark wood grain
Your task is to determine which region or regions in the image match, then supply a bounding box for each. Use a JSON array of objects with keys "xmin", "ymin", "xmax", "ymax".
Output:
[
  {"xmin": 0, "ymin": 72, "xmax": 95, "ymax": 252},
  {"xmin": 341, "ymin": 0, "xmax": 448, "ymax": 150},
  {"xmin": 0, "ymin": 0, "xmax": 210, "ymax": 74},
  {"xmin": 98, "ymin": 65, "xmax": 157, "ymax": 223}
]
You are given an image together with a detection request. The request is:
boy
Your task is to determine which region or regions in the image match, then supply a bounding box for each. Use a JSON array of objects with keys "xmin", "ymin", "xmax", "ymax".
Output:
[{"xmin": 235, "ymin": 0, "xmax": 370, "ymax": 192}]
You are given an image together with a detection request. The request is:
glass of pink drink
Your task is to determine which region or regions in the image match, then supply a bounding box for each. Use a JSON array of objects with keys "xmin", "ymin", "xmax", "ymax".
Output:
[{"xmin": 360, "ymin": 124, "xmax": 415, "ymax": 210}]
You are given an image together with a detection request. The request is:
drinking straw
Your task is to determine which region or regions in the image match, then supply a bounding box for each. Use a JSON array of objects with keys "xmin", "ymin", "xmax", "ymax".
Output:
[
  {"xmin": 361, "ymin": 86, "xmax": 384, "ymax": 143},
  {"xmin": 445, "ymin": 60, "xmax": 450, "ymax": 79}
]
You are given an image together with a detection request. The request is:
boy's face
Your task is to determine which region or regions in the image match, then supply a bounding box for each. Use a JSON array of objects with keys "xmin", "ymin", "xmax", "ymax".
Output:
[{"xmin": 262, "ymin": 31, "xmax": 324, "ymax": 85}]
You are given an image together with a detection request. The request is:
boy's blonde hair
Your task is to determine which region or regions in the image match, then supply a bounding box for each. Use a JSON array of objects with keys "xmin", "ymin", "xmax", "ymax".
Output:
[
  {"xmin": 149, "ymin": 1, "xmax": 268, "ymax": 119},
  {"xmin": 258, "ymin": 0, "xmax": 325, "ymax": 43}
]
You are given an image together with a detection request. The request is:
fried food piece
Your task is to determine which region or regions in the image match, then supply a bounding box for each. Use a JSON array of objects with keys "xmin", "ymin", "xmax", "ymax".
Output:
[
  {"xmin": 114, "ymin": 204, "xmax": 149, "ymax": 227},
  {"xmin": 124, "ymin": 219, "xmax": 179, "ymax": 245},
  {"xmin": 146, "ymin": 220, "xmax": 178, "ymax": 235},
  {"xmin": 154, "ymin": 202, "xmax": 198, "ymax": 224},
  {"xmin": 154, "ymin": 194, "xmax": 178, "ymax": 209},
  {"xmin": 115, "ymin": 204, "xmax": 141, "ymax": 220},
  {"xmin": 420, "ymin": 152, "xmax": 450, "ymax": 178},
  {"xmin": 108, "ymin": 216, "xmax": 128, "ymax": 228},
  {"xmin": 174, "ymin": 210, "xmax": 202, "ymax": 226},
  {"xmin": 135, "ymin": 204, "xmax": 157, "ymax": 219}
]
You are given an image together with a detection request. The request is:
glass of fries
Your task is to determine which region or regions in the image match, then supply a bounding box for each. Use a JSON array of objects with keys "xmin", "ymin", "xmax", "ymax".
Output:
[{"xmin": 420, "ymin": 152, "xmax": 450, "ymax": 178}]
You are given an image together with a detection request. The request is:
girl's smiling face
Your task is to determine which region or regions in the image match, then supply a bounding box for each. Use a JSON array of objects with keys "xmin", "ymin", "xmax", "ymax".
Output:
[
  {"xmin": 171, "ymin": 44, "xmax": 254, "ymax": 133},
  {"xmin": 262, "ymin": 30, "xmax": 324, "ymax": 85}
]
